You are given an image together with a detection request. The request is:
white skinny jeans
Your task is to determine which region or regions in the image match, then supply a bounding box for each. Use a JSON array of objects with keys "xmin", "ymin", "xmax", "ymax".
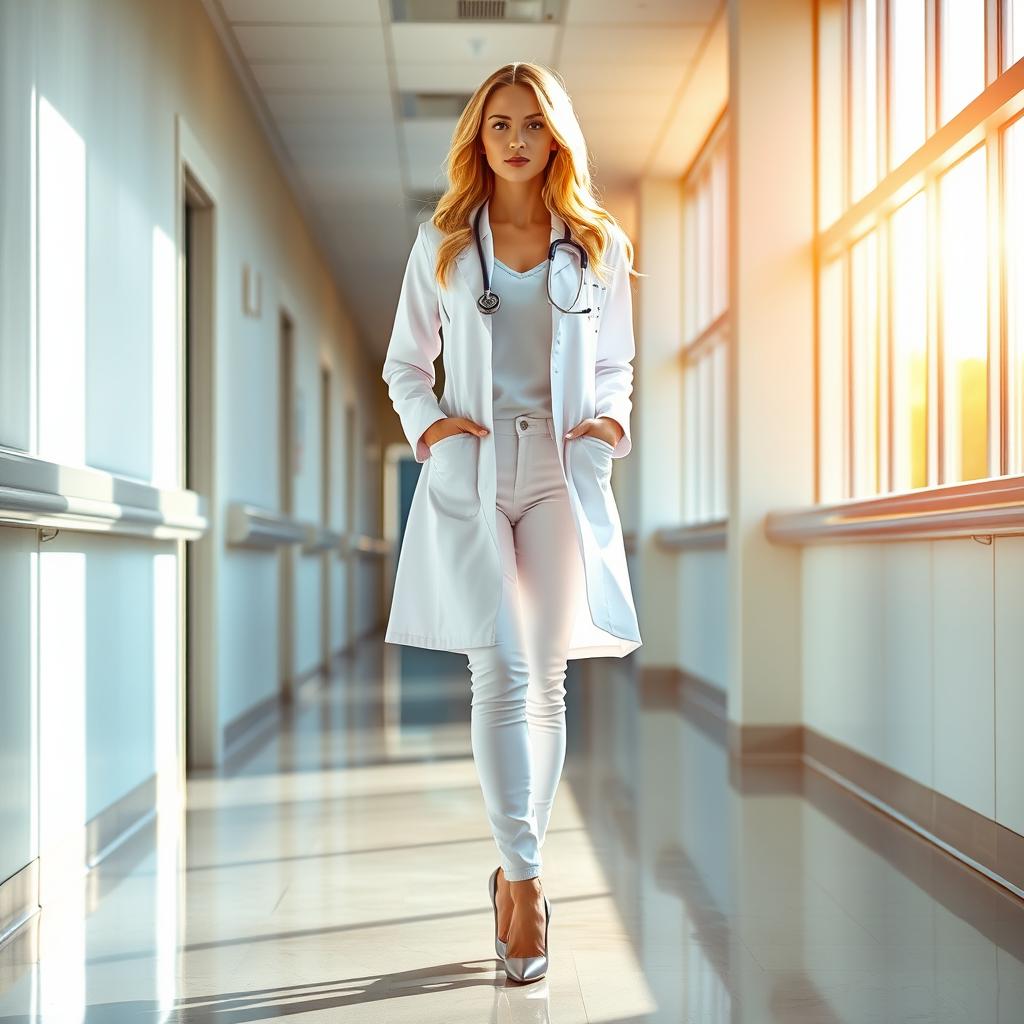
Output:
[{"xmin": 461, "ymin": 414, "xmax": 587, "ymax": 882}]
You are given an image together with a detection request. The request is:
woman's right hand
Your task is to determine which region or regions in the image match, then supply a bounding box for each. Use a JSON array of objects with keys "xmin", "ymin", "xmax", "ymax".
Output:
[{"xmin": 424, "ymin": 417, "xmax": 489, "ymax": 448}]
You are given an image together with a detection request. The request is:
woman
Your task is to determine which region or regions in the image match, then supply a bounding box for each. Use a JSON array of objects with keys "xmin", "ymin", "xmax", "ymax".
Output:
[{"xmin": 381, "ymin": 61, "xmax": 641, "ymax": 983}]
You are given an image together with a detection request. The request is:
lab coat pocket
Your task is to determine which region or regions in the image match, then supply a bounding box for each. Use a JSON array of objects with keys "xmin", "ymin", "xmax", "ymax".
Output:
[
  {"xmin": 427, "ymin": 432, "xmax": 480, "ymax": 520},
  {"xmin": 571, "ymin": 436, "xmax": 617, "ymax": 547}
]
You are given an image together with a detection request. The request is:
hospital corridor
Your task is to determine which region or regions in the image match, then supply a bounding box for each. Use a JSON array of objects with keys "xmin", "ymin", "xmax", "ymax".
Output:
[{"xmin": 2, "ymin": 1, "xmax": 1024, "ymax": 1022}]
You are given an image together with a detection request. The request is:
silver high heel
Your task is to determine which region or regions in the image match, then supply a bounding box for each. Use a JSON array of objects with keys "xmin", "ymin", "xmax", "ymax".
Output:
[
  {"xmin": 488, "ymin": 866, "xmax": 507, "ymax": 960},
  {"xmin": 503, "ymin": 893, "xmax": 552, "ymax": 983}
]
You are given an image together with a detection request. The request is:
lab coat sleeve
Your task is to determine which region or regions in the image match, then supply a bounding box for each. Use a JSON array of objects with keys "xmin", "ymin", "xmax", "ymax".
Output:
[
  {"xmin": 594, "ymin": 230, "xmax": 636, "ymax": 459},
  {"xmin": 381, "ymin": 222, "xmax": 449, "ymax": 462}
]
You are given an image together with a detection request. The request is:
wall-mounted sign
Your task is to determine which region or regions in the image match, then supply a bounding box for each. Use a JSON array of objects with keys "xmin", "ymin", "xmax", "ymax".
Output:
[{"xmin": 242, "ymin": 263, "xmax": 262, "ymax": 318}]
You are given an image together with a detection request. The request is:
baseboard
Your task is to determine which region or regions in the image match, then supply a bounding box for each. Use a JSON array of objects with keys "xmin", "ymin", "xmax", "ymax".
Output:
[
  {"xmin": 639, "ymin": 664, "xmax": 1024, "ymax": 900},
  {"xmin": 85, "ymin": 774, "xmax": 157, "ymax": 867}
]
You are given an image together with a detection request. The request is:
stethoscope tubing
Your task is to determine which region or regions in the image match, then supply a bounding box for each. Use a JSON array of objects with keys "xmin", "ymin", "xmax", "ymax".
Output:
[{"xmin": 474, "ymin": 202, "xmax": 592, "ymax": 316}]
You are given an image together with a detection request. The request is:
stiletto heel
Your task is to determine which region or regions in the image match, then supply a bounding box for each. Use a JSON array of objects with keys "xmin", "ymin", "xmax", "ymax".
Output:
[
  {"xmin": 488, "ymin": 866, "xmax": 507, "ymax": 960},
  {"xmin": 503, "ymin": 894, "xmax": 551, "ymax": 983}
]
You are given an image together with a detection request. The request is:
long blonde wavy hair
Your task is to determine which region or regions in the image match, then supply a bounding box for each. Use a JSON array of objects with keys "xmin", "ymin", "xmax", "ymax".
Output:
[{"xmin": 429, "ymin": 62, "xmax": 637, "ymax": 291}]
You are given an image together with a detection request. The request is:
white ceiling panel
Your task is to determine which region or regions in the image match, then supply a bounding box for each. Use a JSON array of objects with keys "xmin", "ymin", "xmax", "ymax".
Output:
[
  {"xmin": 265, "ymin": 91, "xmax": 394, "ymax": 121},
  {"xmin": 566, "ymin": 0, "xmax": 723, "ymax": 24},
  {"xmin": 394, "ymin": 61, "xmax": 526, "ymax": 93},
  {"xmin": 252, "ymin": 60, "xmax": 388, "ymax": 91},
  {"xmin": 390, "ymin": 23, "xmax": 558, "ymax": 65},
  {"xmin": 557, "ymin": 61, "xmax": 689, "ymax": 93},
  {"xmin": 560, "ymin": 25, "xmax": 705, "ymax": 65},
  {"xmin": 571, "ymin": 91, "xmax": 676, "ymax": 128},
  {"xmin": 233, "ymin": 25, "xmax": 387, "ymax": 62},
  {"xmin": 222, "ymin": 0, "xmax": 382, "ymax": 22}
]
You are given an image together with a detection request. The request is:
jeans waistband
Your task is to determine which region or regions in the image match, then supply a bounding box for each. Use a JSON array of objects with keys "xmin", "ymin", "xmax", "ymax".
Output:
[{"xmin": 492, "ymin": 415, "xmax": 554, "ymax": 438}]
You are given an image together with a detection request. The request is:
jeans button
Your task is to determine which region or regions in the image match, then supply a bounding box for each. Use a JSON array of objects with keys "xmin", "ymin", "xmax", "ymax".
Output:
[{"xmin": 519, "ymin": 419, "xmax": 528, "ymax": 430}]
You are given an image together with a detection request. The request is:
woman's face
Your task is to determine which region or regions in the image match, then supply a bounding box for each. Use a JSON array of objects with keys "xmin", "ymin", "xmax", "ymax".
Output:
[{"xmin": 479, "ymin": 83, "xmax": 557, "ymax": 184}]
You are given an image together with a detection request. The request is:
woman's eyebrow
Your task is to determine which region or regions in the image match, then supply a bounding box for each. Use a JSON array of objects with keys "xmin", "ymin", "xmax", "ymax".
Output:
[{"xmin": 488, "ymin": 112, "xmax": 544, "ymax": 120}]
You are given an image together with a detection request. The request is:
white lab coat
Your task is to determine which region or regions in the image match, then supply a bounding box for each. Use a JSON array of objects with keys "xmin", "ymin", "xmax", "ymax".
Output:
[{"xmin": 381, "ymin": 198, "xmax": 642, "ymax": 659}]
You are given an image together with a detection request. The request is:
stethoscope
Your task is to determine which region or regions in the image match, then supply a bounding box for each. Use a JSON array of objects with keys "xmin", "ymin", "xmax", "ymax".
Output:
[{"xmin": 474, "ymin": 203, "xmax": 592, "ymax": 316}]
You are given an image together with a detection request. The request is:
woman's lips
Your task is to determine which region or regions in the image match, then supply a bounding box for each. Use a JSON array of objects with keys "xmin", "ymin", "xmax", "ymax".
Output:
[{"xmin": 506, "ymin": 157, "xmax": 529, "ymax": 165}]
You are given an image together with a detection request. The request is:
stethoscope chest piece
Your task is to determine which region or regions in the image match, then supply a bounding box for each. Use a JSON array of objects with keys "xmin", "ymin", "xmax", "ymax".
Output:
[{"xmin": 477, "ymin": 291, "xmax": 500, "ymax": 314}]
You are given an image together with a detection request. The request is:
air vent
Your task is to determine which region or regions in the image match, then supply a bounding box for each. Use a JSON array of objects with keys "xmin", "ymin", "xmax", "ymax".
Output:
[
  {"xmin": 391, "ymin": 0, "xmax": 561, "ymax": 23},
  {"xmin": 459, "ymin": 1, "xmax": 507, "ymax": 18}
]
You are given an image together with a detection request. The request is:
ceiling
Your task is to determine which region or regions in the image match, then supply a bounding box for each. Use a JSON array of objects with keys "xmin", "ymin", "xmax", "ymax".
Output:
[{"xmin": 202, "ymin": 0, "xmax": 726, "ymax": 363}]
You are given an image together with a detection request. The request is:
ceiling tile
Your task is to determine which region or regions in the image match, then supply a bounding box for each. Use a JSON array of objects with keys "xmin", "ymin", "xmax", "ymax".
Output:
[
  {"xmin": 565, "ymin": 0, "xmax": 722, "ymax": 24},
  {"xmin": 222, "ymin": 0, "xmax": 382, "ymax": 21},
  {"xmin": 265, "ymin": 91, "xmax": 394, "ymax": 121},
  {"xmin": 233, "ymin": 25, "xmax": 386, "ymax": 62},
  {"xmin": 558, "ymin": 61, "xmax": 689, "ymax": 93},
  {"xmin": 560, "ymin": 24, "xmax": 705, "ymax": 64},
  {"xmin": 252, "ymin": 61, "xmax": 391, "ymax": 91},
  {"xmin": 394, "ymin": 61, "xmax": 515, "ymax": 93},
  {"xmin": 390, "ymin": 22, "xmax": 557, "ymax": 65},
  {"xmin": 571, "ymin": 91, "xmax": 675, "ymax": 127}
]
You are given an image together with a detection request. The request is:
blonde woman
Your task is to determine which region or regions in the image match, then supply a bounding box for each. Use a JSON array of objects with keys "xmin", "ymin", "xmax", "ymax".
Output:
[{"xmin": 382, "ymin": 62, "xmax": 641, "ymax": 984}]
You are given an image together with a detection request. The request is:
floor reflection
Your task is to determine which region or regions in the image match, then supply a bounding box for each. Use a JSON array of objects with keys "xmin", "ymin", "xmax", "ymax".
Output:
[{"xmin": 0, "ymin": 630, "xmax": 1022, "ymax": 1022}]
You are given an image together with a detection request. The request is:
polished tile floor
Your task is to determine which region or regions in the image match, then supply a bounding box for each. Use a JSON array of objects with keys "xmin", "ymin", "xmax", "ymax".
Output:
[{"xmin": 2, "ymin": 635, "xmax": 1023, "ymax": 1022}]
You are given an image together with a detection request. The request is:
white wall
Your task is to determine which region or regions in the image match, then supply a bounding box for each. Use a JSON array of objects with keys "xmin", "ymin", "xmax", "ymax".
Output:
[
  {"xmin": 804, "ymin": 535, "xmax": 1024, "ymax": 837},
  {"xmin": 0, "ymin": 0, "xmax": 376, "ymax": 889}
]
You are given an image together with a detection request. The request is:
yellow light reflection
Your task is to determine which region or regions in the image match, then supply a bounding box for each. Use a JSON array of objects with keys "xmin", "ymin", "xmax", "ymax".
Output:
[
  {"xmin": 891, "ymin": 193, "xmax": 928, "ymax": 490},
  {"xmin": 1007, "ymin": 118, "xmax": 1024, "ymax": 474},
  {"xmin": 939, "ymin": 148, "xmax": 988, "ymax": 482},
  {"xmin": 851, "ymin": 231, "xmax": 879, "ymax": 497}
]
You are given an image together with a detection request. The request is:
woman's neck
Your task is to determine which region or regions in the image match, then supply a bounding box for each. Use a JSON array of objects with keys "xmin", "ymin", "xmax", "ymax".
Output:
[{"xmin": 488, "ymin": 179, "xmax": 549, "ymax": 230}]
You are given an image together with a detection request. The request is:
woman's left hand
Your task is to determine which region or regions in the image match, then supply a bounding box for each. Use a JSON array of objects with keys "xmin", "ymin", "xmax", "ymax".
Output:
[{"xmin": 564, "ymin": 417, "xmax": 623, "ymax": 447}]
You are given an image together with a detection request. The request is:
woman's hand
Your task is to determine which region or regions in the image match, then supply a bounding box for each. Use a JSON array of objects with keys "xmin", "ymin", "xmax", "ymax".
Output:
[
  {"xmin": 424, "ymin": 416, "xmax": 489, "ymax": 447},
  {"xmin": 564, "ymin": 417, "xmax": 623, "ymax": 447}
]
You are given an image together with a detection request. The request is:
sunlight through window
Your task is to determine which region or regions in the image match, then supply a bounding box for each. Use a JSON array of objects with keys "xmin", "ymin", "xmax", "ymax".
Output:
[
  {"xmin": 38, "ymin": 97, "xmax": 86, "ymax": 467},
  {"xmin": 1006, "ymin": 116, "xmax": 1024, "ymax": 473},
  {"xmin": 939, "ymin": 147, "xmax": 989, "ymax": 482},
  {"xmin": 153, "ymin": 551, "xmax": 180, "ymax": 1019},
  {"xmin": 152, "ymin": 226, "xmax": 178, "ymax": 488},
  {"xmin": 850, "ymin": 0, "xmax": 879, "ymax": 202},
  {"xmin": 1004, "ymin": 0, "xmax": 1024, "ymax": 69},
  {"xmin": 38, "ymin": 549, "xmax": 86, "ymax": 1023},
  {"xmin": 890, "ymin": 193, "xmax": 929, "ymax": 490},
  {"xmin": 939, "ymin": 0, "xmax": 986, "ymax": 124},
  {"xmin": 851, "ymin": 231, "xmax": 880, "ymax": 497},
  {"xmin": 890, "ymin": 0, "xmax": 926, "ymax": 169}
]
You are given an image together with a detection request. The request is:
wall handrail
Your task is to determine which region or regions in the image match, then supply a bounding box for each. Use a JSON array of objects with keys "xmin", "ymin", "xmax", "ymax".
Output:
[
  {"xmin": 0, "ymin": 450, "xmax": 207, "ymax": 540},
  {"xmin": 226, "ymin": 503, "xmax": 308, "ymax": 549}
]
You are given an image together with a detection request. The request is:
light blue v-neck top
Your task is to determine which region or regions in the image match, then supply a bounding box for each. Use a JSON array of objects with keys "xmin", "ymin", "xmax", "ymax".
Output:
[{"xmin": 490, "ymin": 256, "xmax": 553, "ymax": 420}]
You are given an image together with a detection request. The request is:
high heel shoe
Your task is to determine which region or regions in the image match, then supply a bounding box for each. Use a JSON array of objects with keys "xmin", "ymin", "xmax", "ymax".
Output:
[
  {"xmin": 488, "ymin": 866, "xmax": 507, "ymax": 960},
  {"xmin": 503, "ymin": 893, "xmax": 551, "ymax": 983}
]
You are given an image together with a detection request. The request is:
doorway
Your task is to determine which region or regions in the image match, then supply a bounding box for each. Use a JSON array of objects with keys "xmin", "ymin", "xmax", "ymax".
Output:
[
  {"xmin": 182, "ymin": 170, "xmax": 216, "ymax": 772},
  {"xmin": 279, "ymin": 312, "xmax": 296, "ymax": 702}
]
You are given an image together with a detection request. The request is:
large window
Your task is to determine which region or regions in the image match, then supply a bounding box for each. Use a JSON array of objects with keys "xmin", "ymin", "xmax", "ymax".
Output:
[
  {"xmin": 816, "ymin": 0, "xmax": 1024, "ymax": 501},
  {"xmin": 682, "ymin": 115, "xmax": 728, "ymax": 525}
]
